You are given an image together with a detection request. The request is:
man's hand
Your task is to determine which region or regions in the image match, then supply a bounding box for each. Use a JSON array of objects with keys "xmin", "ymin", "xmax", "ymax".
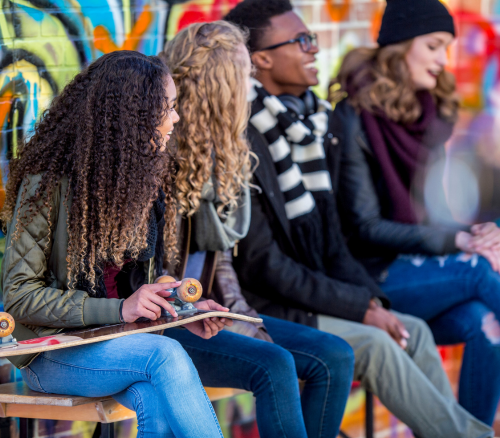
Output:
[
  {"xmin": 122, "ymin": 281, "xmax": 181, "ymax": 323},
  {"xmin": 183, "ymin": 300, "xmax": 233, "ymax": 340},
  {"xmin": 362, "ymin": 299, "xmax": 410, "ymax": 348}
]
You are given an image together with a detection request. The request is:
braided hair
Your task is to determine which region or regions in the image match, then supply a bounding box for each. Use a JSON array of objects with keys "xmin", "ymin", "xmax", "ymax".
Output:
[{"xmin": 161, "ymin": 21, "xmax": 253, "ymax": 217}]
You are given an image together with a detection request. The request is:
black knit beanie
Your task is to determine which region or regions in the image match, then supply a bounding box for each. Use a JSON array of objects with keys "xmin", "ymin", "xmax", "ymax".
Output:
[{"xmin": 377, "ymin": 0, "xmax": 455, "ymax": 47}]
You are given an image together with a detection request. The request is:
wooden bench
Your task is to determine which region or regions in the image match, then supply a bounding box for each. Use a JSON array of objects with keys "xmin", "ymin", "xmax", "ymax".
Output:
[
  {"xmin": 0, "ymin": 381, "xmax": 247, "ymax": 438},
  {"xmin": 0, "ymin": 382, "xmax": 374, "ymax": 438}
]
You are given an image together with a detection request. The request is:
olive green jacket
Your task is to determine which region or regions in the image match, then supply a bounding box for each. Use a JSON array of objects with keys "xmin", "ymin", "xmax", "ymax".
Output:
[{"xmin": 1, "ymin": 175, "xmax": 123, "ymax": 369}]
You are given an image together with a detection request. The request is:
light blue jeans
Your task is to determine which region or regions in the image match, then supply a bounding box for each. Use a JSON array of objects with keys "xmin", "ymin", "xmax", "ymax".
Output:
[{"xmin": 20, "ymin": 333, "xmax": 223, "ymax": 438}]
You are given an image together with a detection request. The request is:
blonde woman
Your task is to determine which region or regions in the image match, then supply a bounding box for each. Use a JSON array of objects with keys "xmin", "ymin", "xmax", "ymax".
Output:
[
  {"xmin": 159, "ymin": 21, "xmax": 355, "ymax": 438},
  {"xmin": 335, "ymin": 0, "xmax": 500, "ymax": 426}
]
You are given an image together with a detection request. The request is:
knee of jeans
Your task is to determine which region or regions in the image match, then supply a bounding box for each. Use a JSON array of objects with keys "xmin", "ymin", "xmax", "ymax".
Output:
[
  {"xmin": 251, "ymin": 344, "xmax": 297, "ymax": 385},
  {"xmin": 309, "ymin": 334, "xmax": 355, "ymax": 372},
  {"xmin": 263, "ymin": 343, "xmax": 296, "ymax": 372},
  {"xmin": 148, "ymin": 336, "xmax": 193, "ymax": 370}
]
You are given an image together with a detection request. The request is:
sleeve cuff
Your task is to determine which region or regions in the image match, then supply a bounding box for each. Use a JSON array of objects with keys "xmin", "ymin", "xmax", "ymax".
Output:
[{"xmin": 83, "ymin": 297, "xmax": 123, "ymax": 326}]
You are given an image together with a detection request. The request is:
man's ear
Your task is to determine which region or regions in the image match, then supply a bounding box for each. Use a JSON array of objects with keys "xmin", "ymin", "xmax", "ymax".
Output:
[{"xmin": 251, "ymin": 51, "xmax": 273, "ymax": 71}]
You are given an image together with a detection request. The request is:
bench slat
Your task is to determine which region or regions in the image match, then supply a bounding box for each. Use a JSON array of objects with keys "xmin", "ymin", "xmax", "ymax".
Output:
[
  {"xmin": 0, "ymin": 382, "xmax": 252, "ymax": 423},
  {"xmin": 0, "ymin": 382, "xmax": 111, "ymax": 407},
  {"xmin": 2, "ymin": 400, "xmax": 135, "ymax": 423}
]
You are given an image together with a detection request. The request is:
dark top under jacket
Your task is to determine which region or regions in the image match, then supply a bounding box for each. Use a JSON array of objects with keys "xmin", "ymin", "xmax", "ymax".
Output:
[
  {"xmin": 233, "ymin": 110, "xmax": 389, "ymax": 328},
  {"xmin": 334, "ymin": 100, "xmax": 465, "ymax": 278}
]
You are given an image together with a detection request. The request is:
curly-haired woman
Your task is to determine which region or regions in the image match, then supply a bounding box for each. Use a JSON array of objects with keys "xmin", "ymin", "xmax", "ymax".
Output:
[
  {"xmin": 335, "ymin": 0, "xmax": 500, "ymax": 425},
  {"xmin": 0, "ymin": 51, "xmax": 228, "ymax": 437},
  {"xmin": 159, "ymin": 21, "xmax": 355, "ymax": 438}
]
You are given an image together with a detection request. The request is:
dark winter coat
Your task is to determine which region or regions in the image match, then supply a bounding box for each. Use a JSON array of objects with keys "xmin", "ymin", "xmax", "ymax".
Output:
[{"xmin": 233, "ymin": 111, "xmax": 389, "ymax": 328}]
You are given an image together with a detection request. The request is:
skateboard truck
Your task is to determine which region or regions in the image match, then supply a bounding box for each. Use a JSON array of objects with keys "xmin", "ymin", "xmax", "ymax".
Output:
[
  {"xmin": 156, "ymin": 277, "xmax": 203, "ymax": 316},
  {"xmin": 0, "ymin": 312, "xmax": 18, "ymax": 349}
]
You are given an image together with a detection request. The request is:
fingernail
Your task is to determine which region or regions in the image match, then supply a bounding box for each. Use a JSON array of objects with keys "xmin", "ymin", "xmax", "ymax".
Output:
[
  {"xmin": 402, "ymin": 330, "xmax": 410, "ymax": 338},
  {"xmin": 400, "ymin": 339, "xmax": 407, "ymax": 349},
  {"xmin": 220, "ymin": 318, "xmax": 225, "ymax": 323},
  {"xmin": 173, "ymin": 312, "xmax": 178, "ymax": 317},
  {"xmin": 211, "ymin": 317, "xmax": 217, "ymax": 322}
]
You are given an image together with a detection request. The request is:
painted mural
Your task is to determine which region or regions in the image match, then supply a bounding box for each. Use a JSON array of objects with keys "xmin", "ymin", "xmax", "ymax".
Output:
[{"xmin": 1, "ymin": 0, "xmax": 500, "ymax": 437}]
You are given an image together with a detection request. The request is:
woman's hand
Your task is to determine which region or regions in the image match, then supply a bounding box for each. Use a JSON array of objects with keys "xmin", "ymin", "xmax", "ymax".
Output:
[
  {"xmin": 183, "ymin": 300, "xmax": 233, "ymax": 340},
  {"xmin": 121, "ymin": 281, "xmax": 181, "ymax": 323},
  {"xmin": 455, "ymin": 230, "xmax": 500, "ymax": 272},
  {"xmin": 469, "ymin": 222, "xmax": 500, "ymax": 251}
]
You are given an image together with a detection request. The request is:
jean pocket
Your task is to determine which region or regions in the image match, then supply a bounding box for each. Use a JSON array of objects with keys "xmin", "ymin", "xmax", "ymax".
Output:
[{"xmin": 21, "ymin": 366, "xmax": 48, "ymax": 393}]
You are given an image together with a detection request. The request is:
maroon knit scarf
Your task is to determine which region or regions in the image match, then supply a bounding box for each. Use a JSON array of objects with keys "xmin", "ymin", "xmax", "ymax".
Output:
[{"xmin": 360, "ymin": 91, "xmax": 453, "ymax": 223}]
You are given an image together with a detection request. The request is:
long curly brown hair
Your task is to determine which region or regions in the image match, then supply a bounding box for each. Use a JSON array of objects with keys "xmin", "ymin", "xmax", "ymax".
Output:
[
  {"xmin": 334, "ymin": 40, "xmax": 459, "ymax": 124},
  {"xmin": 160, "ymin": 21, "xmax": 252, "ymax": 217},
  {"xmin": 1, "ymin": 51, "xmax": 178, "ymax": 293}
]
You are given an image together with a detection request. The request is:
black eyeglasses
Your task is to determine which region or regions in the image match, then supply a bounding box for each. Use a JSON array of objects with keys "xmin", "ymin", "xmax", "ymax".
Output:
[{"xmin": 258, "ymin": 33, "xmax": 318, "ymax": 53}]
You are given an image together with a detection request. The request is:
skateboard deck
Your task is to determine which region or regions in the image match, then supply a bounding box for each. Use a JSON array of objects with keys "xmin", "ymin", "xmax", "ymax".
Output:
[{"xmin": 0, "ymin": 310, "xmax": 263, "ymax": 357}]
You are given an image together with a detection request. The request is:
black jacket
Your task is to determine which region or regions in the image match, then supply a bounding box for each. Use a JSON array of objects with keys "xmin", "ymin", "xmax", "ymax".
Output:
[
  {"xmin": 334, "ymin": 99, "xmax": 463, "ymax": 278},
  {"xmin": 233, "ymin": 110, "xmax": 389, "ymax": 328}
]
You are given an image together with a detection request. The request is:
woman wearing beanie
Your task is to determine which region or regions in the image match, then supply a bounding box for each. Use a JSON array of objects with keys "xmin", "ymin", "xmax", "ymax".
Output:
[{"xmin": 335, "ymin": 0, "xmax": 500, "ymax": 426}]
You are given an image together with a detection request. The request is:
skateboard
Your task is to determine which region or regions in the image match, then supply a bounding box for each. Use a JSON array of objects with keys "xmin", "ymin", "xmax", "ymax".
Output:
[{"xmin": 0, "ymin": 276, "xmax": 262, "ymax": 357}]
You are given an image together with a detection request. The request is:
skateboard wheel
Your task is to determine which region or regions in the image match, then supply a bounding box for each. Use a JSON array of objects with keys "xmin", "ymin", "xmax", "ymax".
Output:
[
  {"xmin": 177, "ymin": 278, "xmax": 202, "ymax": 303},
  {"xmin": 0, "ymin": 313, "xmax": 15, "ymax": 337},
  {"xmin": 156, "ymin": 275, "xmax": 176, "ymax": 284}
]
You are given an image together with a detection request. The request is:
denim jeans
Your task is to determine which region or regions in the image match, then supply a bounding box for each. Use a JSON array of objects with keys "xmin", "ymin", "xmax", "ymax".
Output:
[
  {"xmin": 21, "ymin": 334, "xmax": 223, "ymax": 438},
  {"xmin": 166, "ymin": 315, "xmax": 354, "ymax": 438},
  {"xmin": 382, "ymin": 253, "xmax": 500, "ymax": 425}
]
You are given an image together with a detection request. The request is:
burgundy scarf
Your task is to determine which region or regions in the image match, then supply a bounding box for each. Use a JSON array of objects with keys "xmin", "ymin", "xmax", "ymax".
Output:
[{"xmin": 360, "ymin": 91, "xmax": 453, "ymax": 223}]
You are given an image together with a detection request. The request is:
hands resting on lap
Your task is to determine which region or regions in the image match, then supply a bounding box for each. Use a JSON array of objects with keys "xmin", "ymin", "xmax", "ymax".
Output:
[{"xmin": 456, "ymin": 222, "xmax": 500, "ymax": 272}]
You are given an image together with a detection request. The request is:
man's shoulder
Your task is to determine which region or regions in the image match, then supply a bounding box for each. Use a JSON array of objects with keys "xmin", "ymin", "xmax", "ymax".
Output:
[{"xmin": 246, "ymin": 123, "xmax": 268, "ymax": 150}]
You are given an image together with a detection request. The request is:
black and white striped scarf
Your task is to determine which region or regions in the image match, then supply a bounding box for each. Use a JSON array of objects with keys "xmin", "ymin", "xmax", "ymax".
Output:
[
  {"xmin": 249, "ymin": 80, "xmax": 342, "ymax": 273},
  {"xmin": 248, "ymin": 79, "xmax": 332, "ymax": 220}
]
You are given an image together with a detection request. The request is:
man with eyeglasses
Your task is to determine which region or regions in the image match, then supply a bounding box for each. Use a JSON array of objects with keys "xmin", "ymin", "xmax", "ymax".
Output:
[{"xmin": 226, "ymin": 1, "xmax": 494, "ymax": 437}]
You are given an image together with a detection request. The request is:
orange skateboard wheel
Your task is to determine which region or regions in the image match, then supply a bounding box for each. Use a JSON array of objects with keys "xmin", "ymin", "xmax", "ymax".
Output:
[
  {"xmin": 0, "ymin": 313, "xmax": 15, "ymax": 337},
  {"xmin": 156, "ymin": 275, "xmax": 176, "ymax": 284},
  {"xmin": 177, "ymin": 278, "xmax": 202, "ymax": 303}
]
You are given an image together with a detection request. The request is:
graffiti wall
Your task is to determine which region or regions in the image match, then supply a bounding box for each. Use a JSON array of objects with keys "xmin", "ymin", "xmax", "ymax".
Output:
[{"xmin": 1, "ymin": 0, "xmax": 500, "ymax": 437}]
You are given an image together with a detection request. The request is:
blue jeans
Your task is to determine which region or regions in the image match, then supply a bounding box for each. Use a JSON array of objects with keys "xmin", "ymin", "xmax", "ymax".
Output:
[
  {"xmin": 166, "ymin": 315, "xmax": 354, "ymax": 438},
  {"xmin": 382, "ymin": 253, "xmax": 500, "ymax": 425},
  {"xmin": 21, "ymin": 334, "xmax": 223, "ymax": 438}
]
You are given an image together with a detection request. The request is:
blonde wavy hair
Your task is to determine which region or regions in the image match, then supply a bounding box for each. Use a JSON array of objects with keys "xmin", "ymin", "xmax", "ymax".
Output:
[
  {"xmin": 160, "ymin": 21, "xmax": 252, "ymax": 217},
  {"xmin": 333, "ymin": 40, "xmax": 459, "ymax": 124}
]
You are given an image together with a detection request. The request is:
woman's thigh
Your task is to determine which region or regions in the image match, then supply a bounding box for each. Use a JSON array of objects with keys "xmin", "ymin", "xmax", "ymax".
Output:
[
  {"xmin": 22, "ymin": 333, "xmax": 186, "ymax": 397},
  {"xmin": 382, "ymin": 254, "xmax": 496, "ymax": 320},
  {"xmin": 164, "ymin": 327, "xmax": 297, "ymax": 390},
  {"xmin": 260, "ymin": 315, "xmax": 354, "ymax": 381}
]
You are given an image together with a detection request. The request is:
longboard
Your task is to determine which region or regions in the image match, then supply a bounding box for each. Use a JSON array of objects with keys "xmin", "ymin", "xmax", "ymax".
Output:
[
  {"xmin": 0, "ymin": 310, "xmax": 263, "ymax": 357},
  {"xmin": 0, "ymin": 276, "xmax": 262, "ymax": 357}
]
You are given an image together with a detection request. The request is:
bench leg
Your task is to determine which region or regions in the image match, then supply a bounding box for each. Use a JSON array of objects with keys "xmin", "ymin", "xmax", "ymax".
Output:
[
  {"xmin": 101, "ymin": 423, "xmax": 115, "ymax": 438},
  {"xmin": 365, "ymin": 390, "xmax": 374, "ymax": 438},
  {"xmin": 19, "ymin": 418, "xmax": 34, "ymax": 438},
  {"xmin": 0, "ymin": 418, "xmax": 10, "ymax": 437},
  {"xmin": 93, "ymin": 422, "xmax": 115, "ymax": 438}
]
